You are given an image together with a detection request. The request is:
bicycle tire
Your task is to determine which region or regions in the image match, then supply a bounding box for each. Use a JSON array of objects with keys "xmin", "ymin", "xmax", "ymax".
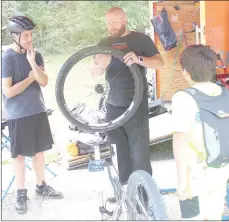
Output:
[
  {"xmin": 126, "ymin": 170, "xmax": 168, "ymax": 220},
  {"xmin": 55, "ymin": 46, "xmax": 143, "ymax": 132}
]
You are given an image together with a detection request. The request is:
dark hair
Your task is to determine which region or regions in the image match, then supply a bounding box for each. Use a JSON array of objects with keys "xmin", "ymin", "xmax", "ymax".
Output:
[{"xmin": 179, "ymin": 44, "xmax": 217, "ymax": 82}]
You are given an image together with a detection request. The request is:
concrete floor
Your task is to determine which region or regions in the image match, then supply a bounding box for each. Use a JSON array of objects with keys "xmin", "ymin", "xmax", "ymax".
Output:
[{"xmin": 1, "ymin": 150, "xmax": 183, "ymax": 220}]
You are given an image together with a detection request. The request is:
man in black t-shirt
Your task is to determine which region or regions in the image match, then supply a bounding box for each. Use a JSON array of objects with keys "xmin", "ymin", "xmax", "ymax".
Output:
[{"xmin": 91, "ymin": 7, "xmax": 164, "ymax": 186}]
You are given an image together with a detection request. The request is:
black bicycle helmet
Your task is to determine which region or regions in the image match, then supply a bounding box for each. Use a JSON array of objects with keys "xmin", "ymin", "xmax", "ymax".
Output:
[
  {"xmin": 7, "ymin": 15, "xmax": 36, "ymax": 52},
  {"xmin": 8, "ymin": 15, "xmax": 36, "ymax": 33}
]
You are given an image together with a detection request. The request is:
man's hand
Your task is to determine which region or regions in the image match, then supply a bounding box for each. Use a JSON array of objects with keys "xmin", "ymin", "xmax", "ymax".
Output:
[
  {"xmin": 95, "ymin": 54, "xmax": 112, "ymax": 70},
  {"xmin": 27, "ymin": 46, "xmax": 36, "ymax": 64},
  {"xmin": 124, "ymin": 52, "xmax": 164, "ymax": 69},
  {"xmin": 26, "ymin": 46, "xmax": 48, "ymax": 87},
  {"xmin": 91, "ymin": 54, "xmax": 112, "ymax": 77},
  {"xmin": 123, "ymin": 52, "xmax": 138, "ymax": 66}
]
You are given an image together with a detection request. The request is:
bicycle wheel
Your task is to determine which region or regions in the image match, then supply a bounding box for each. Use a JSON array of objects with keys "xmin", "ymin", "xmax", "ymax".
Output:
[
  {"xmin": 55, "ymin": 46, "xmax": 143, "ymax": 132},
  {"xmin": 126, "ymin": 170, "xmax": 168, "ymax": 220}
]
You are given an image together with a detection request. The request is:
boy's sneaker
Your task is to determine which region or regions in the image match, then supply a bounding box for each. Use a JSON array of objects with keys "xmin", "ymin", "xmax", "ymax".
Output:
[
  {"xmin": 15, "ymin": 189, "xmax": 29, "ymax": 214},
  {"xmin": 35, "ymin": 181, "xmax": 64, "ymax": 199}
]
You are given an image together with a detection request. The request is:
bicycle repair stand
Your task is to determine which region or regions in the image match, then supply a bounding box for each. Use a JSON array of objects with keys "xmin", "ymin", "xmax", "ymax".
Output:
[{"xmin": 87, "ymin": 132, "xmax": 113, "ymax": 220}]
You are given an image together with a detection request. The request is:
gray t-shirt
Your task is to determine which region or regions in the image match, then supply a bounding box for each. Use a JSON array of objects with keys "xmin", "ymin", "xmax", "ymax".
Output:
[
  {"xmin": 2, "ymin": 48, "xmax": 46, "ymax": 120},
  {"xmin": 98, "ymin": 31, "xmax": 159, "ymax": 107}
]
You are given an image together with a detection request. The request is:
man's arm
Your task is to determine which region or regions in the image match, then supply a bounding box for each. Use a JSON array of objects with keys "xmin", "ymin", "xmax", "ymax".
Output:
[
  {"xmin": 27, "ymin": 47, "xmax": 48, "ymax": 87},
  {"xmin": 91, "ymin": 38, "xmax": 113, "ymax": 77},
  {"xmin": 29, "ymin": 62, "xmax": 48, "ymax": 87},
  {"xmin": 124, "ymin": 34, "xmax": 164, "ymax": 69},
  {"xmin": 139, "ymin": 54, "xmax": 164, "ymax": 69},
  {"xmin": 2, "ymin": 73, "xmax": 35, "ymax": 98},
  {"xmin": 124, "ymin": 52, "xmax": 164, "ymax": 69}
]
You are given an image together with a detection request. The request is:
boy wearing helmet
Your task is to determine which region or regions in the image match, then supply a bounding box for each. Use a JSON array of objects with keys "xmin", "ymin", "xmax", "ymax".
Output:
[{"xmin": 2, "ymin": 15, "xmax": 63, "ymax": 214}]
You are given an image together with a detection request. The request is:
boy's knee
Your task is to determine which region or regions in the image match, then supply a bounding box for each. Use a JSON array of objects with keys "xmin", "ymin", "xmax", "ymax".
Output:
[
  {"xmin": 34, "ymin": 151, "xmax": 44, "ymax": 158},
  {"xmin": 14, "ymin": 155, "xmax": 25, "ymax": 162}
]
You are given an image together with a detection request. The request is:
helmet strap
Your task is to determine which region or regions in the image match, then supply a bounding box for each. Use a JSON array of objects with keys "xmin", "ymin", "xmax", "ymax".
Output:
[{"xmin": 11, "ymin": 33, "xmax": 25, "ymax": 54}]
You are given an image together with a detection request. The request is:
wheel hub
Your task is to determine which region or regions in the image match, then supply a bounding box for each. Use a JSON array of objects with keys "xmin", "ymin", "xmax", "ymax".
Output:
[{"xmin": 95, "ymin": 84, "xmax": 104, "ymax": 94}]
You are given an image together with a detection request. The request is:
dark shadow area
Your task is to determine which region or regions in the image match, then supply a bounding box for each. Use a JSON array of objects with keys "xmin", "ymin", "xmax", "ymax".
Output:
[{"xmin": 150, "ymin": 140, "xmax": 174, "ymax": 161}]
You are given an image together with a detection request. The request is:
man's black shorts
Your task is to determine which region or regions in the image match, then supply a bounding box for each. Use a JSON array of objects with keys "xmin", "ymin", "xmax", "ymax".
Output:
[{"xmin": 8, "ymin": 112, "xmax": 54, "ymax": 158}]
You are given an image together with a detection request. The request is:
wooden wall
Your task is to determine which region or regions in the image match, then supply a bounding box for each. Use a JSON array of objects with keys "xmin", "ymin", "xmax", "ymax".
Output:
[
  {"xmin": 205, "ymin": 1, "xmax": 229, "ymax": 71},
  {"xmin": 152, "ymin": 1, "xmax": 200, "ymax": 100}
]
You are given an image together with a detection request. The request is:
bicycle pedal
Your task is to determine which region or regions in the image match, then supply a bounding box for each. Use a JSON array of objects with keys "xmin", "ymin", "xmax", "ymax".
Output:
[
  {"xmin": 88, "ymin": 160, "xmax": 105, "ymax": 172},
  {"xmin": 99, "ymin": 206, "xmax": 113, "ymax": 216},
  {"xmin": 107, "ymin": 197, "xmax": 116, "ymax": 203}
]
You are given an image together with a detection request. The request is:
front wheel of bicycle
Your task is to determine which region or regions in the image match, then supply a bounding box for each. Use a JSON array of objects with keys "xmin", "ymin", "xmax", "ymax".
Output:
[
  {"xmin": 126, "ymin": 170, "xmax": 168, "ymax": 220},
  {"xmin": 55, "ymin": 46, "xmax": 143, "ymax": 132}
]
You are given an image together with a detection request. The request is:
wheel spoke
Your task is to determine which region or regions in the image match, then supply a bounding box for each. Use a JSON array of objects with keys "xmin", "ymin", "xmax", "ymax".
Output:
[
  {"xmin": 125, "ymin": 171, "xmax": 168, "ymax": 220},
  {"xmin": 55, "ymin": 46, "xmax": 143, "ymax": 132}
]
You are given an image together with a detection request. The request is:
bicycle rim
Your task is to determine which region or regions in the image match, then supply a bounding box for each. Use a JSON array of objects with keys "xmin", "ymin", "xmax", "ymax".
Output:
[
  {"xmin": 126, "ymin": 170, "xmax": 168, "ymax": 220},
  {"xmin": 55, "ymin": 46, "xmax": 144, "ymax": 132}
]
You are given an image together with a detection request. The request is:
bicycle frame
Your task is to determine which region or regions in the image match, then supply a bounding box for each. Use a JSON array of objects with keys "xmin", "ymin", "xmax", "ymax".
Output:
[
  {"xmin": 99, "ymin": 144, "xmax": 153, "ymax": 221},
  {"xmin": 98, "ymin": 144, "xmax": 128, "ymax": 220}
]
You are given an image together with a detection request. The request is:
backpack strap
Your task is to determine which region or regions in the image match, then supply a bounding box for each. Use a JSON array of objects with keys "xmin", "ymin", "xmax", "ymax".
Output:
[
  {"xmin": 175, "ymin": 87, "xmax": 197, "ymax": 97},
  {"xmin": 176, "ymin": 88, "xmax": 208, "ymax": 162},
  {"xmin": 185, "ymin": 85, "xmax": 228, "ymax": 100},
  {"xmin": 189, "ymin": 141, "xmax": 207, "ymax": 162}
]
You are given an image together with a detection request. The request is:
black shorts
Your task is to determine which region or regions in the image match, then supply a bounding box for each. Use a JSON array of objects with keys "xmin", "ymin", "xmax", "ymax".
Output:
[
  {"xmin": 8, "ymin": 112, "xmax": 54, "ymax": 158},
  {"xmin": 179, "ymin": 196, "xmax": 200, "ymax": 219}
]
